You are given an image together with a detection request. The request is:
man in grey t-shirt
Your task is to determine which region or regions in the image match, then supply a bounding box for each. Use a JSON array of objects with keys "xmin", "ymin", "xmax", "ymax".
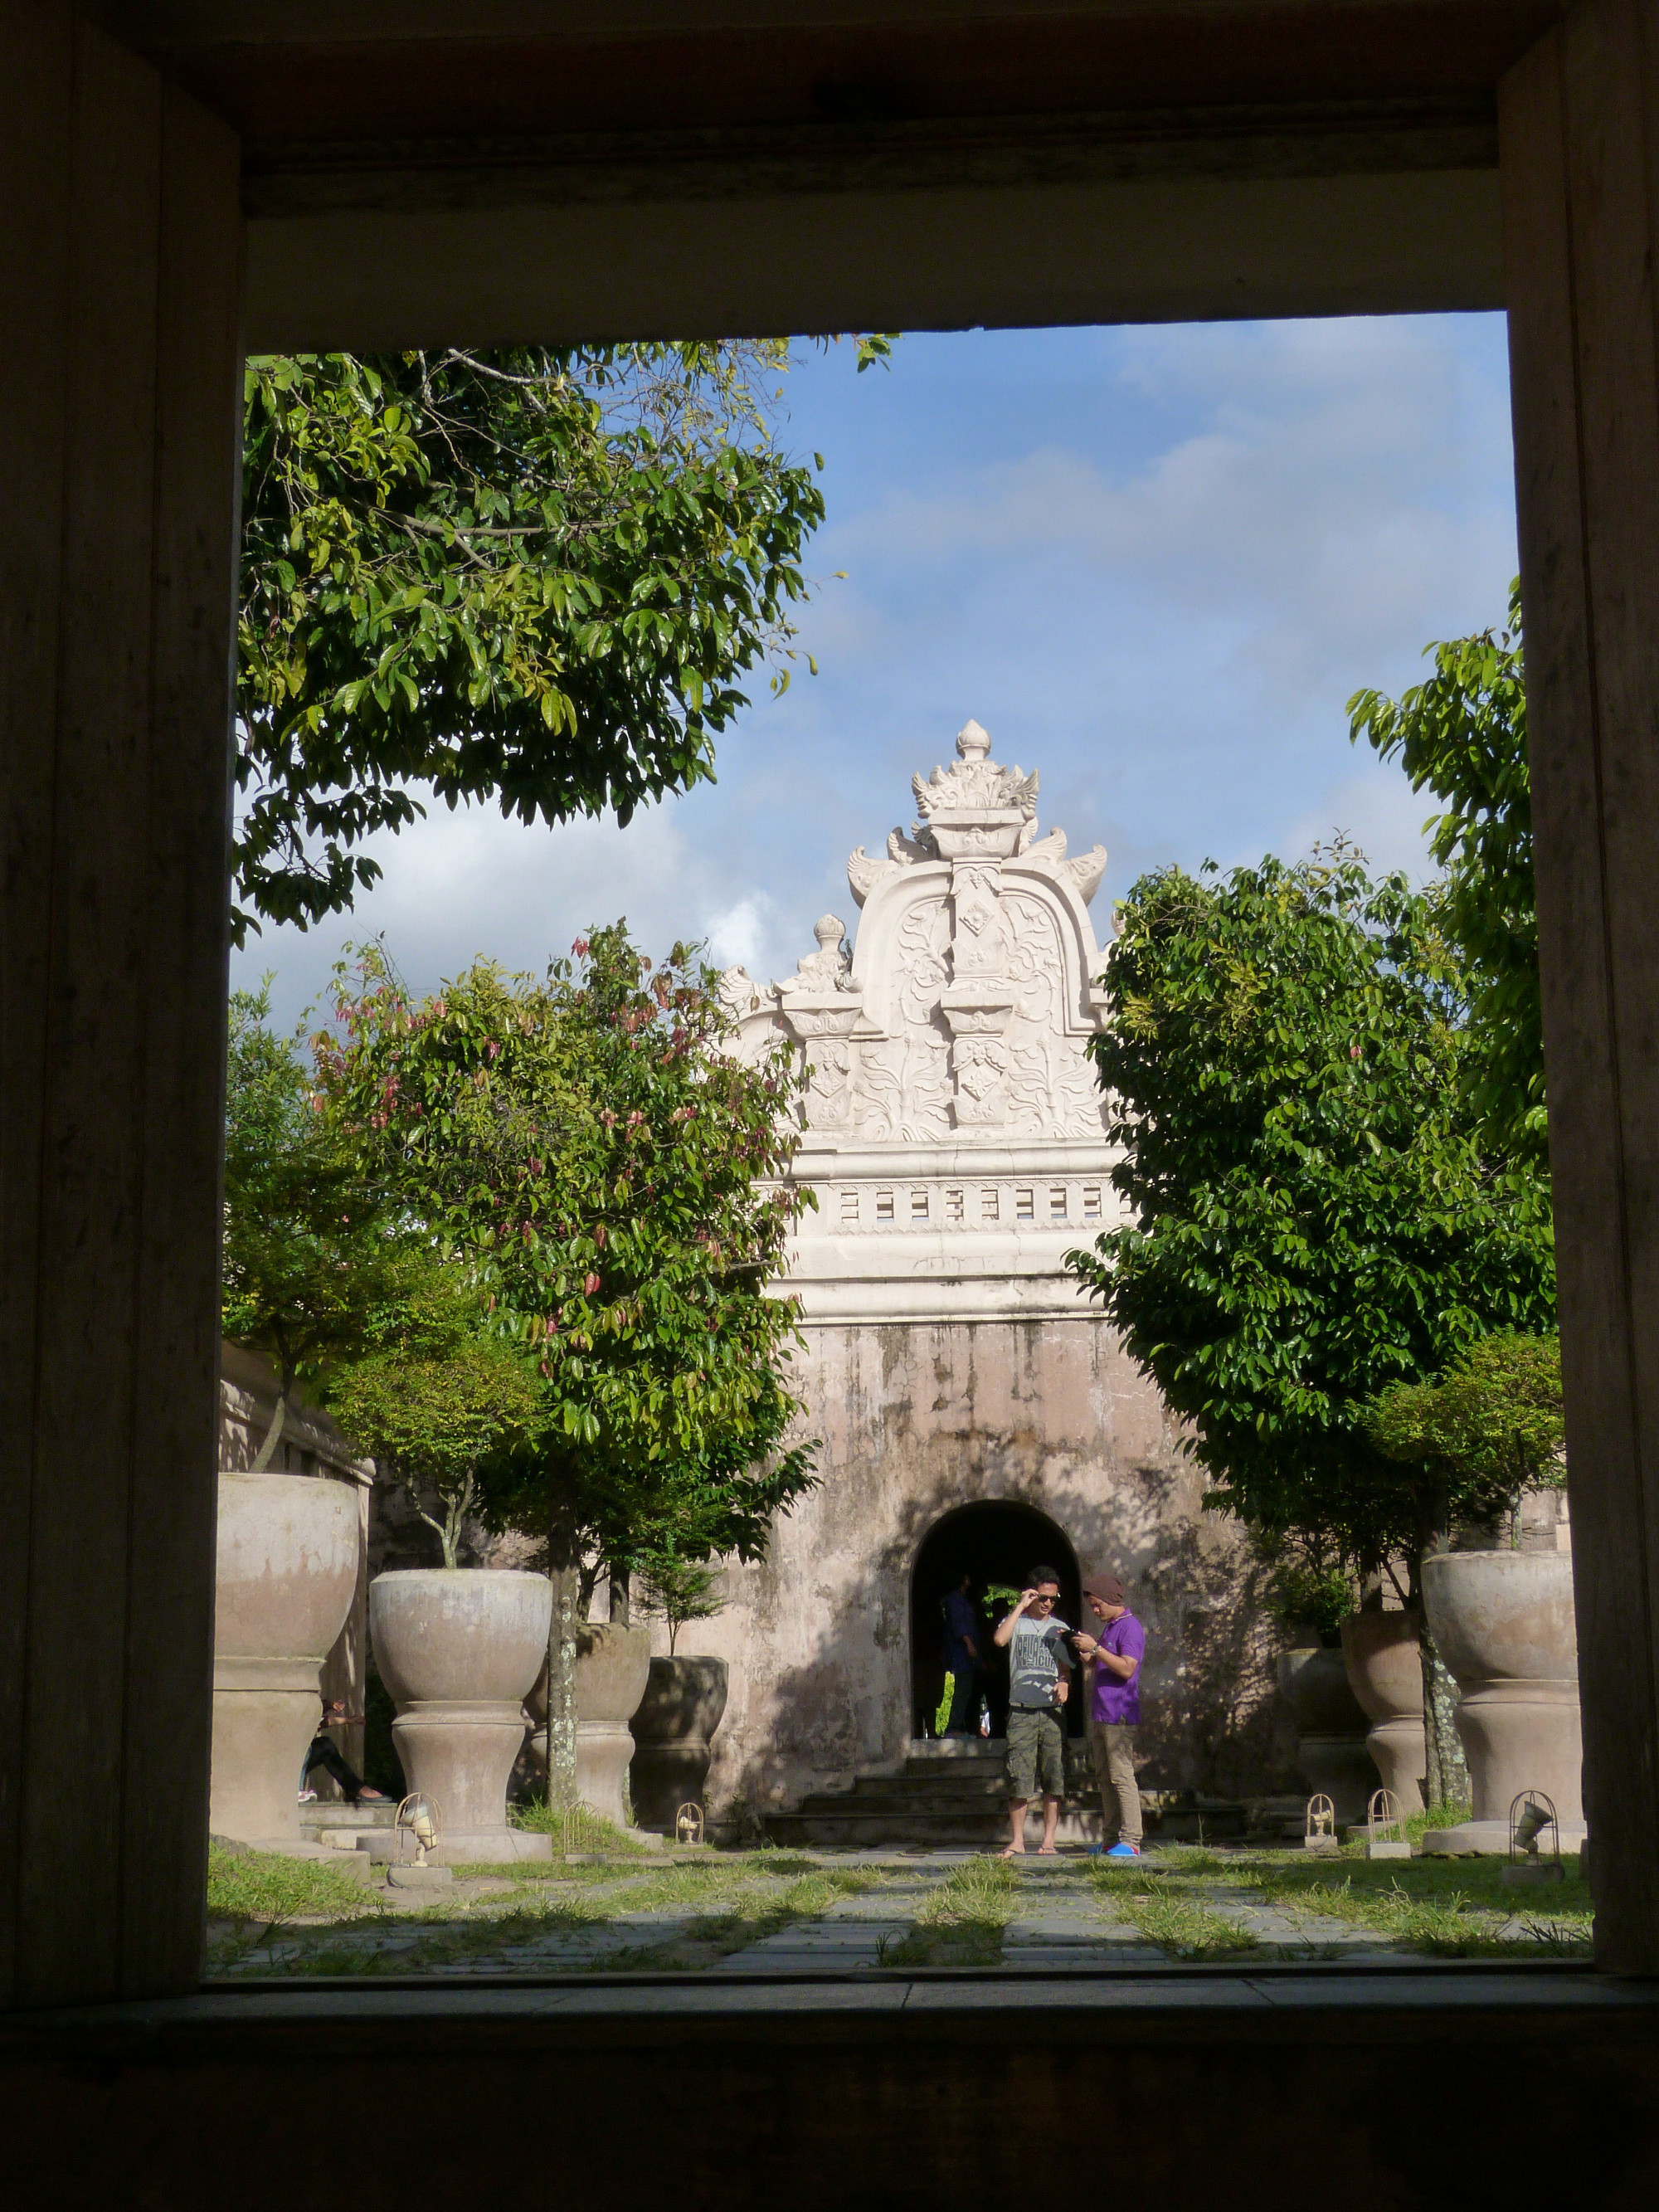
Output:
[{"xmin": 993, "ymin": 1566, "xmax": 1075, "ymax": 1856}]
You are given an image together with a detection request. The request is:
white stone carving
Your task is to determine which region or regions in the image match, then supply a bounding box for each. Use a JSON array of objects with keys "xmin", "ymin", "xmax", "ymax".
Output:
[
  {"xmin": 910, "ymin": 719, "xmax": 1039, "ymax": 843},
  {"xmin": 779, "ymin": 914, "xmax": 855, "ymax": 997},
  {"xmin": 722, "ymin": 718, "xmax": 1119, "ymax": 1320}
]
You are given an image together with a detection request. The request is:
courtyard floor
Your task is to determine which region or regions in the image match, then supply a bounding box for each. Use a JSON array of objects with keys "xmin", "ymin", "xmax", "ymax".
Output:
[{"xmin": 205, "ymin": 1840, "xmax": 1593, "ymax": 1980}]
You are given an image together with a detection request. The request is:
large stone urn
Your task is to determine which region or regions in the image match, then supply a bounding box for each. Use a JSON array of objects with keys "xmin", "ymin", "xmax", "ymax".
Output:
[
  {"xmin": 575, "ymin": 1621, "xmax": 654, "ymax": 1828},
  {"xmin": 630, "ymin": 1657, "xmax": 730, "ymax": 1833},
  {"xmin": 1277, "ymin": 1646, "xmax": 1379, "ymax": 1825},
  {"xmin": 1340, "ymin": 1610, "xmax": 1427, "ymax": 1816},
  {"xmin": 370, "ymin": 1569, "xmax": 553, "ymax": 1861},
  {"xmin": 1421, "ymin": 1549, "xmax": 1584, "ymax": 1854},
  {"xmin": 212, "ymin": 1472, "xmax": 360, "ymax": 1844}
]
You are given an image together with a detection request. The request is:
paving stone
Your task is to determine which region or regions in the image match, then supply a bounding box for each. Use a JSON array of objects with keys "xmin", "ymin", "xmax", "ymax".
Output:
[
  {"xmin": 721, "ymin": 1921, "xmax": 912, "ymax": 1972},
  {"xmin": 1006, "ymin": 1913, "xmax": 1136, "ymax": 1944}
]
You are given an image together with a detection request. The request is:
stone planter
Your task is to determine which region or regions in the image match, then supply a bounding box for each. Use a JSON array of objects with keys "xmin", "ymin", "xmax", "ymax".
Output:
[
  {"xmin": 212, "ymin": 1473, "xmax": 360, "ymax": 1844},
  {"xmin": 1340, "ymin": 1610, "xmax": 1427, "ymax": 1816},
  {"xmin": 1277, "ymin": 1645, "xmax": 1379, "ymax": 1825},
  {"xmin": 370, "ymin": 1569, "xmax": 553, "ymax": 1862},
  {"xmin": 573, "ymin": 1620, "xmax": 654, "ymax": 1828},
  {"xmin": 1421, "ymin": 1549, "xmax": 1584, "ymax": 1854},
  {"xmin": 630, "ymin": 1656, "xmax": 730, "ymax": 1833}
]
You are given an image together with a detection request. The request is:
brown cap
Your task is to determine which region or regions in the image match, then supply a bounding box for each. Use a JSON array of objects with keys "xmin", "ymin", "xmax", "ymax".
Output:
[{"xmin": 1084, "ymin": 1572, "xmax": 1126, "ymax": 1605}]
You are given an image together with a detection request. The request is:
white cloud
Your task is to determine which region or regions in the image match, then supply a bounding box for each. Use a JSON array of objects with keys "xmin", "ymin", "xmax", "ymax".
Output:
[
  {"xmin": 707, "ymin": 894, "xmax": 776, "ymax": 972},
  {"xmin": 1270, "ymin": 766, "xmax": 1440, "ymax": 883},
  {"xmin": 236, "ymin": 799, "xmax": 802, "ymax": 1033},
  {"xmin": 241, "ymin": 315, "xmax": 1519, "ymax": 1031}
]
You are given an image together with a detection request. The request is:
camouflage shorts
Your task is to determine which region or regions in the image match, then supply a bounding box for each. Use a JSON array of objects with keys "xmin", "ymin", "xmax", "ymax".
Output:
[{"xmin": 1006, "ymin": 1706, "xmax": 1066, "ymax": 1799}]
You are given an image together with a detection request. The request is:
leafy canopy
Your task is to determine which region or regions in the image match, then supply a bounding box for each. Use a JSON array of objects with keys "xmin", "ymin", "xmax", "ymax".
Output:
[
  {"xmin": 1362, "ymin": 1329, "xmax": 1564, "ymax": 1538},
  {"xmin": 318, "ymin": 923, "xmax": 817, "ymax": 1584},
  {"xmin": 221, "ymin": 986, "xmax": 435, "ymax": 1465},
  {"xmin": 328, "ymin": 1270, "xmax": 542, "ymax": 1569},
  {"xmin": 236, "ymin": 340, "xmax": 889, "ymax": 944},
  {"xmin": 1349, "ymin": 582, "xmax": 1540, "ymax": 1156},
  {"xmin": 1065, "ymin": 850, "xmax": 1556, "ymax": 1591},
  {"xmin": 635, "ymin": 1549, "xmax": 727, "ymax": 1658}
]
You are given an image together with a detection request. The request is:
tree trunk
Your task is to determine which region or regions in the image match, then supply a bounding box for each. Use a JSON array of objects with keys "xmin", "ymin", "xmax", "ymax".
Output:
[
  {"xmin": 609, "ymin": 1566, "xmax": 630, "ymax": 1626},
  {"xmin": 544, "ymin": 1505, "xmax": 581, "ymax": 1809},
  {"xmin": 251, "ymin": 1381, "xmax": 288, "ymax": 1472},
  {"xmin": 1412, "ymin": 1523, "xmax": 1471, "ymax": 1813},
  {"xmin": 1418, "ymin": 1615, "xmax": 1469, "ymax": 1809}
]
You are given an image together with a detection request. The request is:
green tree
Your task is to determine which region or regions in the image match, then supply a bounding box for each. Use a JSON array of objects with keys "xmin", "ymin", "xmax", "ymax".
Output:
[
  {"xmin": 222, "ymin": 987, "xmax": 431, "ymax": 1468},
  {"xmin": 1251, "ymin": 1529, "xmax": 1358, "ymax": 1647},
  {"xmin": 319, "ymin": 923, "xmax": 816, "ymax": 1798},
  {"xmin": 1349, "ymin": 582, "xmax": 1540, "ymax": 1156},
  {"xmin": 1362, "ymin": 1329, "xmax": 1564, "ymax": 1543},
  {"xmin": 237, "ymin": 339, "xmax": 888, "ymax": 943},
  {"xmin": 328, "ymin": 1273, "xmax": 542, "ymax": 1570},
  {"xmin": 1065, "ymin": 850, "xmax": 1556, "ymax": 1803},
  {"xmin": 635, "ymin": 1548, "xmax": 727, "ymax": 1659}
]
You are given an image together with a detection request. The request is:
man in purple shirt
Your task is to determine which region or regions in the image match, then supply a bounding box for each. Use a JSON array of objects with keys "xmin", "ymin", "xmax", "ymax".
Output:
[{"xmin": 1076, "ymin": 1571, "xmax": 1145, "ymax": 1859}]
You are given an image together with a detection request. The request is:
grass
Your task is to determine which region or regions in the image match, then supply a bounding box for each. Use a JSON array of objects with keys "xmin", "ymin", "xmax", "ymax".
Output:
[
  {"xmin": 1073, "ymin": 1841, "xmax": 1593, "ymax": 1961},
  {"xmin": 1246, "ymin": 1853, "xmax": 1593, "ymax": 1959},
  {"xmin": 206, "ymin": 1849, "xmax": 893, "ymax": 1979},
  {"xmin": 510, "ymin": 1800, "xmax": 654, "ymax": 1855},
  {"xmin": 1081, "ymin": 1859, "xmax": 1258, "ymax": 1960},
  {"xmin": 205, "ymin": 1843, "xmax": 387, "ymax": 1972},
  {"xmin": 203, "ymin": 1838, "xmax": 1596, "ymax": 1978},
  {"xmin": 207, "ymin": 1840, "xmax": 383, "ymax": 1922},
  {"xmin": 1402, "ymin": 1802, "xmax": 1473, "ymax": 1846},
  {"xmin": 881, "ymin": 1854, "xmax": 1014, "ymax": 1968},
  {"xmin": 675, "ymin": 1865, "xmax": 891, "ymax": 1962}
]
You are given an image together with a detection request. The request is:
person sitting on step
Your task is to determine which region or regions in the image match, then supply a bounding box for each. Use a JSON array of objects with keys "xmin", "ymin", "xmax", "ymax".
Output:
[{"xmin": 298, "ymin": 1698, "xmax": 387, "ymax": 1805}]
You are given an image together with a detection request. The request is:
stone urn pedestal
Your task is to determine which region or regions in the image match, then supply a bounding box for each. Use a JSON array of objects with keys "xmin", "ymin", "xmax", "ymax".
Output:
[
  {"xmin": 1341, "ymin": 1610, "xmax": 1427, "ymax": 1816},
  {"xmin": 212, "ymin": 1473, "xmax": 361, "ymax": 1844},
  {"xmin": 370, "ymin": 1569, "xmax": 553, "ymax": 1862},
  {"xmin": 630, "ymin": 1657, "xmax": 730, "ymax": 1833},
  {"xmin": 575, "ymin": 1621, "xmax": 654, "ymax": 1828},
  {"xmin": 1421, "ymin": 1549, "xmax": 1584, "ymax": 1855},
  {"xmin": 1277, "ymin": 1645, "xmax": 1379, "ymax": 1825}
]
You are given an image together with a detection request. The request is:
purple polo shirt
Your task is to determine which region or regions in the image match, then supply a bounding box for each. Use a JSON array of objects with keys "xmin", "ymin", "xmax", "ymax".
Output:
[{"xmin": 1090, "ymin": 1610, "xmax": 1146, "ymax": 1725}]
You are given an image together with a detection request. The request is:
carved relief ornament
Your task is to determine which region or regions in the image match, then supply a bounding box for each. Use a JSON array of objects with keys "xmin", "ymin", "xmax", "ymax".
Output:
[{"xmin": 730, "ymin": 719, "xmax": 1112, "ymax": 1145}]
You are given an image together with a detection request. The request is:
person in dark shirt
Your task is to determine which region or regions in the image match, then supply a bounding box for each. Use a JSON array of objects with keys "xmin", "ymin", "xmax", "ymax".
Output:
[
  {"xmin": 297, "ymin": 1698, "xmax": 386, "ymax": 1805},
  {"xmin": 940, "ymin": 1571, "xmax": 984, "ymax": 1737}
]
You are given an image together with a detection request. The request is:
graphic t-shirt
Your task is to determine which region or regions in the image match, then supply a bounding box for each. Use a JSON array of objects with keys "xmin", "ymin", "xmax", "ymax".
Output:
[
  {"xmin": 1089, "ymin": 1610, "xmax": 1146, "ymax": 1726},
  {"xmin": 1009, "ymin": 1614, "xmax": 1075, "ymax": 1710}
]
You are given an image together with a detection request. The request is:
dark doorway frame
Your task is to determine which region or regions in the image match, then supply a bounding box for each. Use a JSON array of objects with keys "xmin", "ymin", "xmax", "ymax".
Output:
[{"xmin": 909, "ymin": 1501, "xmax": 1084, "ymax": 1743}]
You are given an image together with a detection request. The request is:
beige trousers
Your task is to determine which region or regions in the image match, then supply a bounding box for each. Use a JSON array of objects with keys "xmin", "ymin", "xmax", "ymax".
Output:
[{"xmin": 1089, "ymin": 1718, "xmax": 1142, "ymax": 1846}]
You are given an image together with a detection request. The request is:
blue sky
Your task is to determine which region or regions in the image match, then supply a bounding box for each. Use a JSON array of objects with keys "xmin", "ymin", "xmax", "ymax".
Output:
[{"xmin": 241, "ymin": 314, "xmax": 1518, "ymax": 1030}]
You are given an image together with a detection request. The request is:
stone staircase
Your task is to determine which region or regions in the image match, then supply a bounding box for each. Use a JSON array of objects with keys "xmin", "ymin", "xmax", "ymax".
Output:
[
  {"xmin": 297, "ymin": 1798, "xmax": 398, "ymax": 1851},
  {"xmin": 765, "ymin": 1738, "xmax": 1099, "ymax": 1849},
  {"xmin": 763, "ymin": 1740, "xmax": 1270, "ymax": 1850}
]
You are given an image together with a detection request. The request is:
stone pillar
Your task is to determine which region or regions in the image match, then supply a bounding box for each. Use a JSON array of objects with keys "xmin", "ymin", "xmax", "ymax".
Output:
[
  {"xmin": 1501, "ymin": 0, "xmax": 1659, "ymax": 1973},
  {"xmin": 0, "ymin": 8, "xmax": 243, "ymax": 2005}
]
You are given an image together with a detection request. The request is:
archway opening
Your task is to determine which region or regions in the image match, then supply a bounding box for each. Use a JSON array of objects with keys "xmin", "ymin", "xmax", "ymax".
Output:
[{"xmin": 910, "ymin": 1501, "xmax": 1083, "ymax": 1742}]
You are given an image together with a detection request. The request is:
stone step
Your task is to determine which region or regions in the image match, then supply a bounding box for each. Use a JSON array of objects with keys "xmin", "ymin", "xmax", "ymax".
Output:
[
  {"xmin": 298, "ymin": 1798, "xmax": 397, "ymax": 1829},
  {"xmin": 766, "ymin": 1810, "xmax": 1015, "ymax": 1847},
  {"xmin": 863, "ymin": 1761, "xmax": 1009, "ymax": 1795},
  {"xmin": 797, "ymin": 1791, "xmax": 1019, "ymax": 1821},
  {"xmin": 766, "ymin": 1780, "xmax": 1252, "ymax": 1849}
]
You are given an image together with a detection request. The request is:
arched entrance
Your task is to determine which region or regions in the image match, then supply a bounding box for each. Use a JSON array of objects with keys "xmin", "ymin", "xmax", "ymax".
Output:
[{"xmin": 910, "ymin": 1501, "xmax": 1083, "ymax": 1742}]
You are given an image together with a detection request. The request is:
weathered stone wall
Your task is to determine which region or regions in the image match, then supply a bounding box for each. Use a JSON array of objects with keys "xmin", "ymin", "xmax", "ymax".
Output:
[{"xmin": 659, "ymin": 1314, "xmax": 1294, "ymax": 1823}]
